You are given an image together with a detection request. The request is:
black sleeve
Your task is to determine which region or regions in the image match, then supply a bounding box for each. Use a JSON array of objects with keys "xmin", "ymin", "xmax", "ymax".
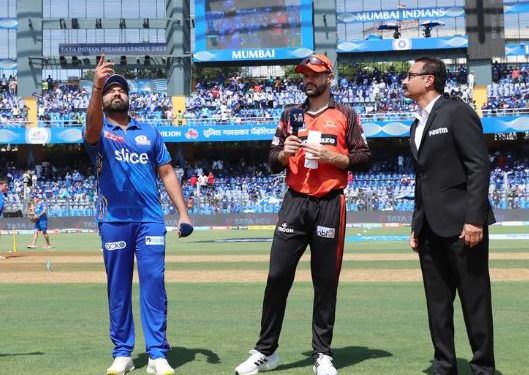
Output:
[
  {"xmin": 268, "ymin": 109, "xmax": 290, "ymax": 173},
  {"xmin": 344, "ymin": 108, "xmax": 371, "ymax": 171},
  {"xmin": 451, "ymin": 102, "xmax": 491, "ymax": 224}
]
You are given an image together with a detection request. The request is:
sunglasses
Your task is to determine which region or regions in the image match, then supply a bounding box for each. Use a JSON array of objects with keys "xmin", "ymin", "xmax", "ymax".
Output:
[{"xmin": 300, "ymin": 56, "xmax": 332, "ymax": 72}]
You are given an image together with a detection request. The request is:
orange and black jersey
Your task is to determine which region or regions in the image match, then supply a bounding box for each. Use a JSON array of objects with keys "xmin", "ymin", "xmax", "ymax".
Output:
[{"xmin": 269, "ymin": 96, "xmax": 371, "ymax": 197}]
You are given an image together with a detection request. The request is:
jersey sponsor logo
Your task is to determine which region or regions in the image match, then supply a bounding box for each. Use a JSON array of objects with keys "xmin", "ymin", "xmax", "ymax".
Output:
[
  {"xmin": 145, "ymin": 236, "xmax": 165, "ymax": 245},
  {"xmin": 104, "ymin": 241, "xmax": 127, "ymax": 250},
  {"xmin": 316, "ymin": 226, "xmax": 336, "ymax": 239},
  {"xmin": 272, "ymin": 136, "xmax": 280, "ymax": 145},
  {"xmin": 135, "ymin": 135, "xmax": 151, "ymax": 146},
  {"xmin": 320, "ymin": 134, "xmax": 337, "ymax": 146},
  {"xmin": 114, "ymin": 148, "xmax": 149, "ymax": 164},
  {"xmin": 277, "ymin": 222, "xmax": 294, "ymax": 234},
  {"xmin": 104, "ymin": 131, "xmax": 124, "ymax": 143}
]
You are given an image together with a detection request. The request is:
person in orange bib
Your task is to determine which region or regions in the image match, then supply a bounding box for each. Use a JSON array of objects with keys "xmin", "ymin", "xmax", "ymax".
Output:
[{"xmin": 235, "ymin": 54, "xmax": 371, "ymax": 375}]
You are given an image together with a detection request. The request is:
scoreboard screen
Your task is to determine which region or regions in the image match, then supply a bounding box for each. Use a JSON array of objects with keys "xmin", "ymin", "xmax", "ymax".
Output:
[{"xmin": 194, "ymin": 0, "xmax": 314, "ymax": 62}]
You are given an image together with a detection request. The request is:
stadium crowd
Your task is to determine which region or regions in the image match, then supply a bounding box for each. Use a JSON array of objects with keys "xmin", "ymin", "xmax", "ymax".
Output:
[
  {"xmin": 2, "ymin": 63, "xmax": 528, "ymax": 127},
  {"xmin": 1, "ymin": 149, "xmax": 527, "ymax": 218}
]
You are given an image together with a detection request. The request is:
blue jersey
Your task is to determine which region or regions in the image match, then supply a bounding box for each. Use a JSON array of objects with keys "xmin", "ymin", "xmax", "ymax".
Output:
[
  {"xmin": 0, "ymin": 193, "xmax": 4, "ymax": 216},
  {"xmin": 84, "ymin": 118, "xmax": 171, "ymax": 223},
  {"xmin": 34, "ymin": 201, "xmax": 47, "ymax": 218}
]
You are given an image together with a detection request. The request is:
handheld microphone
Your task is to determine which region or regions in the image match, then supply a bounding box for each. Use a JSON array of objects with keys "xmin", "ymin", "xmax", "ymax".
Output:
[{"xmin": 289, "ymin": 108, "xmax": 304, "ymax": 136}]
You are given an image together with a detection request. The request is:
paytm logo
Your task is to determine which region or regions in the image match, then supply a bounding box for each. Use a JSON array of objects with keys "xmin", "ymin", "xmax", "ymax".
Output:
[{"xmin": 114, "ymin": 148, "xmax": 149, "ymax": 164}]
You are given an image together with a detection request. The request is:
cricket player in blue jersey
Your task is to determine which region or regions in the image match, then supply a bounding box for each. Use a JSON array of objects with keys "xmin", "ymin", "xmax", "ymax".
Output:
[
  {"xmin": 26, "ymin": 195, "xmax": 52, "ymax": 249},
  {"xmin": 84, "ymin": 56, "xmax": 192, "ymax": 375}
]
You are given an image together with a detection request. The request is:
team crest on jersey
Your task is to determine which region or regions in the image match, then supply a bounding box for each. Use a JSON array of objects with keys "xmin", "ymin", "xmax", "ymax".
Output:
[
  {"xmin": 135, "ymin": 135, "xmax": 151, "ymax": 146},
  {"xmin": 272, "ymin": 136, "xmax": 280, "ymax": 145},
  {"xmin": 324, "ymin": 120, "xmax": 337, "ymax": 129},
  {"xmin": 104, "ymin": 131, "xmax": 124, "ymax": 143}
]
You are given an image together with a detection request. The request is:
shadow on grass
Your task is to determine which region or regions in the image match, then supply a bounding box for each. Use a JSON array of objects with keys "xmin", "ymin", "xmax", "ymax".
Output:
[
  {"xmin": 134, "ymin": 346, "xmax": 220, "ymax": 369},
  {"xmin": 276, "ymin": 346, "xmax": 392, "ymax": 372},
  {"xmin": 0, "ymin": 352, "xmax": 44, "ymax": 357},
  {"xmin": 422, "ymin": 359, "xmax": 502, "ymax": 375}
]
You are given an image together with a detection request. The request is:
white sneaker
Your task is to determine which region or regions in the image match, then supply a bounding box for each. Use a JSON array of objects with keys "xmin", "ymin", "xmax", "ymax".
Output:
[
  {"xmin": 313, "ymin": 353, "xmax": 337, "ymax": 375},
  {"xmin": 235, "ymin": 349, "xmax": 279, "ymax": 375},
  {"xmin": 147, "ymin": 358, "xmax": 175, "ymax": 375},
  {"xmin": 106, "ymin": 356, "xmax": 135, "ymax": 375}
]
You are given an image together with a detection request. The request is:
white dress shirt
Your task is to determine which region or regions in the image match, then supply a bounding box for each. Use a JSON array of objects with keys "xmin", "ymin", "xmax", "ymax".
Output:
[{"xmin": 414, "ymin": 95, "xmax": 441, "ymax": 150}]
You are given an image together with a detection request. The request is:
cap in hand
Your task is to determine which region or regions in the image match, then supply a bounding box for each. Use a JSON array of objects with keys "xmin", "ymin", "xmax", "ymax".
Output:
[{"xmin": 178, "ymin": 223, "xmax": 194, "ymax": 238}]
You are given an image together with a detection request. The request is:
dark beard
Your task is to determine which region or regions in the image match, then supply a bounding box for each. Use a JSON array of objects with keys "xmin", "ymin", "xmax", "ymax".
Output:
[
  {"xmin": 104, "ymin": 99, "xmax": 129, "ymax": 113},
  {"xmin": 304, "ymin": 84, "xmax": 326, "ymax": 98}
]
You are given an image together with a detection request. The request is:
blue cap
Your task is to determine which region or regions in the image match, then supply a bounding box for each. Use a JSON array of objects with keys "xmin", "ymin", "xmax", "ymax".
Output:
[
  {"xmin": 178, "ymin": 223, "xmax": 194, "ymax": 238},
  {"xmin": 103, "ymin": 74, "xmax": 129, "ymax": 94}
]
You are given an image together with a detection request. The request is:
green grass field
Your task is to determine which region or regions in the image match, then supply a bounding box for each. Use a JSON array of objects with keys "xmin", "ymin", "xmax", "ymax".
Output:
[{"xmin": 0, "ymin": 226, "xmax": 527, "ymax": 374}]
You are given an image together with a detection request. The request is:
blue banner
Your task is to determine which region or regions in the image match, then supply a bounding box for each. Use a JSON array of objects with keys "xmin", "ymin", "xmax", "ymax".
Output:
[
  {"xmin": 337, "ymin": 2, "xmax": 529, "ymax": 24},
  {"xmin": 363, "ymin": 116, "xmax": 529, "ymax": 138},
  {"xmin": 58, "ymin": 43, "xmax": 167, "ymax": 56},
  {"xmin": 337, "ymin": 7, "xmax": 465, "ymax": 24},
  {"xmin": 1, "ymin": 117, "xmax": 528, "ymax": 144},
  {"xmin": 505, "ymin": 1, "xmax": 529, "ymax": 14},
  {"xmin": 337, "ymin": 35, "xmax": 468, "ymax": 53},
  {"xmin": 193, "ymin": 0, "xmax": 314, "ymax": 62},
  {"xmin": 506, "ymin": 42, "xmax": 529, "ymax": 56}
]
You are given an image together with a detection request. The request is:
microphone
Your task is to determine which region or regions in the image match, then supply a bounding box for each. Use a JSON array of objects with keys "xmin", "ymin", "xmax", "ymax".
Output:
[{"xmin": 289, "ymin": 108, "xmax": 304, "ymax": 136}]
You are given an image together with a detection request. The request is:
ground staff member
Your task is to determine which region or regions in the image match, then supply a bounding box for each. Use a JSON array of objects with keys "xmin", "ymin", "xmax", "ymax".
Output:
[
  {"xmin": 235, "ymin": 54, "xmax": 371, "ymax": 375},
  {"xmin": 404, "ymin": 57, "xmax": 495, "ymax": 375},
  {"xmin": 84, "ymin": 56, "xmax": 191, "ymax": 375}
]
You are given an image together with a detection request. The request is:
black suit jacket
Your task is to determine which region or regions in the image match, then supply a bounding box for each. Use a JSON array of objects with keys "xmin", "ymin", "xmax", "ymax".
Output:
[{"xmin": 410, "ymin": 97, "xmax": 495, "ymax": 237}]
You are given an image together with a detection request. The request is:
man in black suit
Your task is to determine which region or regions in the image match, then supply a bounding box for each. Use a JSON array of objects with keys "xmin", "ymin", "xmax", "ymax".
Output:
[{"xmin": 404, "ymin": 57, "xmax": 495, "ymax": 375}]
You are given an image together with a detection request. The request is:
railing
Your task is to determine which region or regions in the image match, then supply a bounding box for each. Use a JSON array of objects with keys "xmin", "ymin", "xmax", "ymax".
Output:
[{"xmin": 24, "ymin": 108, "xmax": 529, "ymax": 128}]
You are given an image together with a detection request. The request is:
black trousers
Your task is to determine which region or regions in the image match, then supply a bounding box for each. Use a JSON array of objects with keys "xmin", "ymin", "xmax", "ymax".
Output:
[
  {"xmin": 418, "ymin": 222, "xmax": 495, "ymax": 375},
  {"xmin": 255, "ymin": 189, "xmax": 346, "ymax": 356}
]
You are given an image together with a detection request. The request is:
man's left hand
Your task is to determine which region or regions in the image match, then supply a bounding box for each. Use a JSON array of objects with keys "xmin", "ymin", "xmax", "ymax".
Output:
[{"xmin": 459, "ymin": 223, "xmax": 483, "ymax": 248}]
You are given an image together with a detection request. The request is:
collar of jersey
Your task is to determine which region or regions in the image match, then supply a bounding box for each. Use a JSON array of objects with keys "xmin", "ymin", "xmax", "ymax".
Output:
[
  {"xmin": 104, "ymin": 116, "xmax": 141, "ymax": 130},
  {"xmin": 301, "ymin": 95, "xmax": 337, "ymax": 111}
]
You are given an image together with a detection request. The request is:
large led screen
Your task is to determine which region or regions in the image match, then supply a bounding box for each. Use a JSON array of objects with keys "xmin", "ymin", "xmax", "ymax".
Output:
[{"xmin": 194, "ymin": 0, "xmax": 314, "ymax": 62}]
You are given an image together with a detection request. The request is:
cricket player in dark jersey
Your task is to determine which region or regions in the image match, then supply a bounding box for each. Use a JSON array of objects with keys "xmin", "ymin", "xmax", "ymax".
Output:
[
  {"xmin": 84, "ymin": 56, "xmax": 191, "ymax": 375},
  {"xmin": 235, "ymin": 54, "xmax": 371, "ymax": 375}
]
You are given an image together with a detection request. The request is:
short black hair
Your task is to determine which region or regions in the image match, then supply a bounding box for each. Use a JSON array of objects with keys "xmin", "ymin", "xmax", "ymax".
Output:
[{"xmin": 414, "ymin": 56, "xmax": 447, "ymax": 94}]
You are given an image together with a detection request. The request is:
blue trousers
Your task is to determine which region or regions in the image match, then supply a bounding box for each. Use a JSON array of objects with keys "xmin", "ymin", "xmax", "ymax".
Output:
[{"xmin": 99, "ymin": 222, "xmax": 170, "ymax": 359}]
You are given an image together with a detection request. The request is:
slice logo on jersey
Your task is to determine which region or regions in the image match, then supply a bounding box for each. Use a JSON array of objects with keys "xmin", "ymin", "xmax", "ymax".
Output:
[
  {"xmin": 104, "ymin": 131, "xmax": 124, "ymax": 143},
  {"xmin": 145, "ymin": 236, "xmax": 165, "ymax": 245},
  {"xmin": 135, "ymin": 135, "xmax": 151, "ymax": 146},
  {"xmin": 320, "ymin": 134, "xmax": 337, "ymax": 146},
  {"xmin": 316, "ymin": 226, "xmax": 336, "ymax": 239},
  {"xmin": 277, "ymin": 222, "xmax": 294, "ymax": 234},
  {"xmin": 104, "ymin": 241, "xmax": 127, "ymax": 251},
  {"xmin": 114, "ymin": 148, "xmax": 149, "ymax": 164}
]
